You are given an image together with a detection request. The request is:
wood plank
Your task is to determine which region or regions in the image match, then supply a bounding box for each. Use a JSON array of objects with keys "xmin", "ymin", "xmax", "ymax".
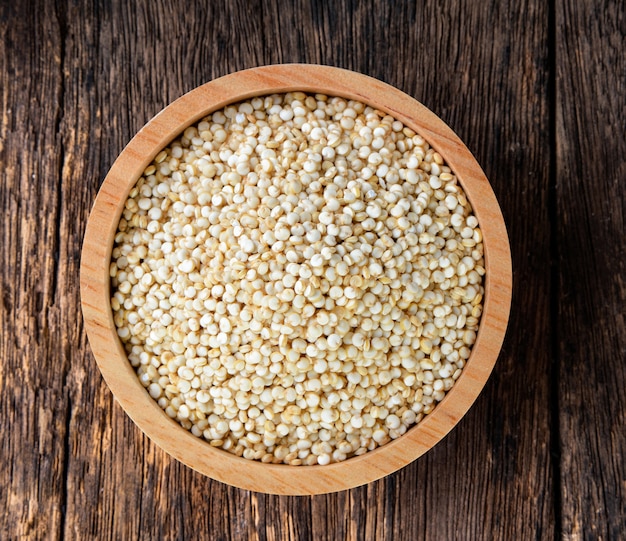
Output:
[
  {"xmin": 53, "ymin": 1, "xmax": 271, "ymax": 539},
  {"xmin": 366, "ymin": 0, "xmax": 556, "ymax": 537},
  {"xmin": 0, "ymin": 3, "xmax": 71, "ymax": 540},
  {"xmin": 556, "ymin": 1, "xmax": 626, "ymax": 538}
]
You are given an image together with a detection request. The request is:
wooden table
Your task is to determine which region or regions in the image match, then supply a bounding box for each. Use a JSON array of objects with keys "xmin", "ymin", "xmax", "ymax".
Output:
[{"xmin": 1, "ymin": 1, "xmax": 624, "ymax": 539}]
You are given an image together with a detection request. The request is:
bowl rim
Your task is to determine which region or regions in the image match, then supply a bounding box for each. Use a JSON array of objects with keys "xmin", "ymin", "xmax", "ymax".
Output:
[{"xmin": 80, "ymin": 63, "xmax": 512, "ymax": 495}]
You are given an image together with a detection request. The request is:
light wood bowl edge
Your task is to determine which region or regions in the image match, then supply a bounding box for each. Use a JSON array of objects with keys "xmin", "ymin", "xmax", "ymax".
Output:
[{"xmin": 80, "ymin": 64, "xmax": 512, "ymax": 495}]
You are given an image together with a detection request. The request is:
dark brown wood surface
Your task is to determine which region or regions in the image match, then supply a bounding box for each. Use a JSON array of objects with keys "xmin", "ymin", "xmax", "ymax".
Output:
[
  {"xmin": 0, "ymin": 0, "xmax": 622, "ymax": 539},
  {"xmin": 555, "ymin": 2, "xmax": 626, "ymax": 539}
]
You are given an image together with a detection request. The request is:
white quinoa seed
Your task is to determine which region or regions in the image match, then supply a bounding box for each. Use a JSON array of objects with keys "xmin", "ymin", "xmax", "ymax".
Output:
[{"xmin": 111, "ymin": 92, "xmax": 485, "ymax": 466}]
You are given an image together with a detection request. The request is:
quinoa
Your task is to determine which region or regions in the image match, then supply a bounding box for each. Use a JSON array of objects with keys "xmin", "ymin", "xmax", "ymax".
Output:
[{"xmin": 110, "ymin": 92, "xmax": 485, "ymax": 465}]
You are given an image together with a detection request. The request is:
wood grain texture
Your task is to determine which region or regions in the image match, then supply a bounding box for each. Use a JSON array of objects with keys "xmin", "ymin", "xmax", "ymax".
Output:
[
  {"xmin": 2, "ymin": 0, "xmax": 622, "ymax": 538},
  {"xmin": 555, "ymin": 1, "xmax": 626, "ymax": 539},
  {"xmin": 0, "ymin": 3, "xmax": 69, "ymax": 539}
]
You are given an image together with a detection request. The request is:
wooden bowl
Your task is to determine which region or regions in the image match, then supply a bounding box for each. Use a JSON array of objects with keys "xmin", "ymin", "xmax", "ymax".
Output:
[{"xmin": 80, "ymin": 64, "xmax": 512, "ymax": 495}]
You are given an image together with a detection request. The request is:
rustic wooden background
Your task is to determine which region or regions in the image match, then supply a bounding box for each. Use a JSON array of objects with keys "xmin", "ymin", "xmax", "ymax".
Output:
[{"xmin": 1, "ymin": 0, "xmax": 624, "ymax": 539}]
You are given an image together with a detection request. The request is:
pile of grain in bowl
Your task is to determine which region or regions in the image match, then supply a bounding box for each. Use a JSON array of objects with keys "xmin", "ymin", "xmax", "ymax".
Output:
[{"xmin": 110, "ymin": 92, "xmax": 485, "ymax": 466}]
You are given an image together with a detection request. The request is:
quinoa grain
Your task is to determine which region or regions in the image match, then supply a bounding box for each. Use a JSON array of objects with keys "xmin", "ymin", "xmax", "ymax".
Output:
[{"xmin": 111, "ymin": 93, "xmax": 485, "ymax": 465}]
